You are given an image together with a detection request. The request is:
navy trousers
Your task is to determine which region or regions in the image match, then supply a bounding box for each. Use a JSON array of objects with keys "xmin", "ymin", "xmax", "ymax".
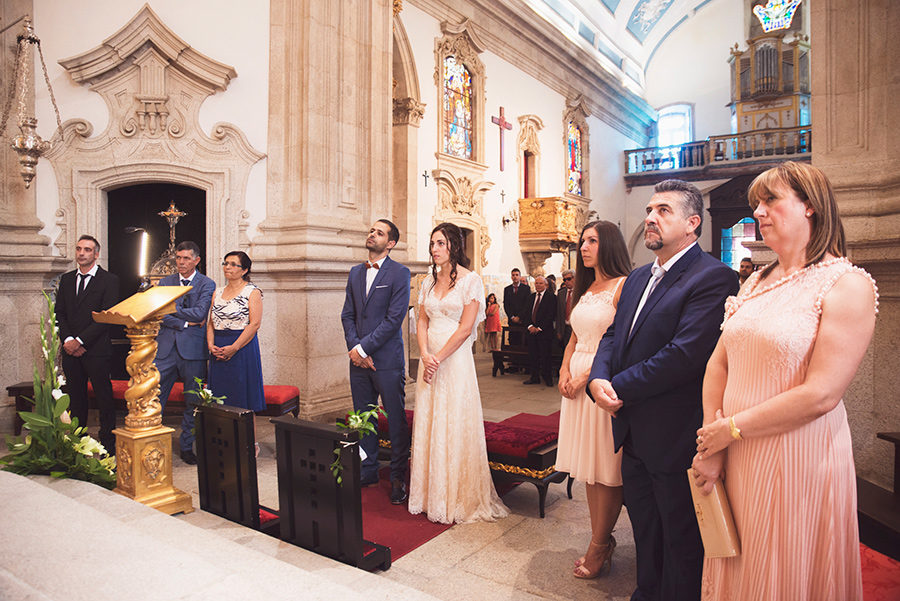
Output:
[{"xmin": 349, "ymin": 365, "xmax": 410, "ymax": 482}]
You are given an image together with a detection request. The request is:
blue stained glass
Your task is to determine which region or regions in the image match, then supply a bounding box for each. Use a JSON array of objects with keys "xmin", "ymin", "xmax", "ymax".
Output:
[
  {"xmin": 722, "ymin": 250, "xmax": 733, "ymax": 264},
  {"xmin": 567, "ymin": 121, "xmax": 583, "ymax": 195},
  {"xmin": 443, "ymin": 56, "xmax": 473, "ymax": 159}
]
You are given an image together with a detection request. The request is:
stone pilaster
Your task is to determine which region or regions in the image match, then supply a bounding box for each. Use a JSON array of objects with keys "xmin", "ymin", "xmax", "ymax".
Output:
[{"xmin": 811, "ymin": 0, "xmax": 900, "ymax": 488}]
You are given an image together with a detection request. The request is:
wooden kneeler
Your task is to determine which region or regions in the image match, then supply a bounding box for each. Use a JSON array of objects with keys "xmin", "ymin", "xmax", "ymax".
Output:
[
  {"xmin": 271, "ymin": 416, "xmax": 391, "ymax": 571},
  {"xmin": 195, "ymin": 404, "xmax": 279, "ymax": 536}
]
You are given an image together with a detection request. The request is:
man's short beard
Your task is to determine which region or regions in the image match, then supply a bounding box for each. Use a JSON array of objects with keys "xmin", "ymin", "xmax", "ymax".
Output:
[{"xmin": 645, "ymin": 236, "xmax": 663, "ymax": 251}]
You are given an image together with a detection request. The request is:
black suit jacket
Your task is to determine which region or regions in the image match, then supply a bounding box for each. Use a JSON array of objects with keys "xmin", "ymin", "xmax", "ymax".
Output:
[
  {"xmin": 56, "ymin": 267, "xmax": 120, "ymax": 357},
  {"xmin": 503, "ymin": 283, "xmax": 530, "ymax": 322},
  {"xmin": 521, "ymin": 290, "xmax": 556, "ymax": 333},
  {"xmin": 588, "ymin": 244, "xmax": 739, "ymax": 472},
  {"xmin": 556, "ymin": 287, "xmax": 572, "ymax": 338}
]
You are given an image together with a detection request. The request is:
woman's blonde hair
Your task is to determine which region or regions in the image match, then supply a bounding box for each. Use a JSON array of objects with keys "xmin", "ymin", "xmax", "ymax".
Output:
[{"xmin": 747, "ymin": 161, "xmax": 846, "ymax": 278}]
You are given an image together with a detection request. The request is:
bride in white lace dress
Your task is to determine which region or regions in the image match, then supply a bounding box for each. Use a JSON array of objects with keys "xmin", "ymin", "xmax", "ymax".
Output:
[{"xmin": 408, "ymin": 223, "xmax": 509, "ymax": 524}]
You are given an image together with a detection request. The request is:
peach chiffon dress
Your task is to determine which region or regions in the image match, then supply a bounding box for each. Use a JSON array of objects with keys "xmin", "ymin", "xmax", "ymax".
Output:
[
  {"xmin": 702, "ymin": 258, "xmax": 877, "ymax": 601},
  {"xmin": 555, "ymin": 286, "xmax": 623, "ymax": 485}
]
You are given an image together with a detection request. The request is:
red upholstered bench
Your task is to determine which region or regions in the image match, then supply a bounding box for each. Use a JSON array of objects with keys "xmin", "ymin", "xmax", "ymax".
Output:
[
  {"xmin": 376, "ymin": 410, "xmax": 572, "ymax": 518},
  {"xmin": 8, "ymin": 380, "xmax": 300, "ymax": 434}
]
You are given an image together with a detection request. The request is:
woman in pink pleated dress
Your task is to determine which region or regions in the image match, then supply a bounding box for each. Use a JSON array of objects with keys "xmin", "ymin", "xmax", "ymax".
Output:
[{"xmin": 692, "ymin": 162, "xmax": 878, "ymax": 600}]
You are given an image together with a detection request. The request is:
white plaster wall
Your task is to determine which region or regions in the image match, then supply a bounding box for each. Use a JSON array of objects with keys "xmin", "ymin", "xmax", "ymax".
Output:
[
  {"xmin": 643, "ymin": 0, "xmax": 742, "ymax": 141},
  {"xmin": 401, "ymin": 3, "xmax": 643, "ymax": 280},
  {"xmin": 31, "ymin": 0, "xmax": 269, "ymax": 248}
]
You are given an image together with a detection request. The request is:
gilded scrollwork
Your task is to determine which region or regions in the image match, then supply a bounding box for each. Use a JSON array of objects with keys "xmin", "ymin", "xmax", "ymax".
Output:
[
  {"xmin": 118, "ymin": 445, "xmax": 133, "ymax": 487},
  {"xmin": 142, "ymin": 442, "xmax": 165, "ymax": 482},
  {"xmin": 123, "ymin": 320, "xmax": 163, "ymax": 430}
]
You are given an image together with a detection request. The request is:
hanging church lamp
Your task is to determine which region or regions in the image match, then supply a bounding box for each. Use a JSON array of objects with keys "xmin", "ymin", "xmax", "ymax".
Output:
[{"xmin": 0, "ymin": 16, "xmax": 63, "ymax": 189}]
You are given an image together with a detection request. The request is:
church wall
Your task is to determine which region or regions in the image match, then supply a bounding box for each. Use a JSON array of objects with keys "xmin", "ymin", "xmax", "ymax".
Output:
[
  {"xmin": 31, "ymin": 0, "xmax": 270, "ymax": 253},
  {"xmin": 643, "ymin": 0, "xmax": 741, "ymax": 141}
]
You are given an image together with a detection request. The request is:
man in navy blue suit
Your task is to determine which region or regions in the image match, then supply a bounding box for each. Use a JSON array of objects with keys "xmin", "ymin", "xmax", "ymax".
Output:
[
  {"xmin": 588, "ymin": 180, "xmax": 739, "ymax": 601},
  {"xmin": 341, "ymin": 219, "xmax": 412, "ymax": 504},
  {"xmin": 155, "ymin": 241, "xmax": 216, "ymax": 465}
]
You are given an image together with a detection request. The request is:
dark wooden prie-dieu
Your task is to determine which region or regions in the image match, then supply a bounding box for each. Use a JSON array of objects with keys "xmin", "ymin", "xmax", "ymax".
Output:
[
  {"xmin": 195, "ymin": 403, "xmax": 279, "ymax": 536},
  {"xmin": 272, "ymin": 416, "xmax": 391, "ymax": 571}
]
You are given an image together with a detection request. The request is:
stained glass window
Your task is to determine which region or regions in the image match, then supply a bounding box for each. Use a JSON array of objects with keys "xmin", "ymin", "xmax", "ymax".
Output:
[
  {"xmin": 720, "ymin": 217, "xmax": 756, "ymax": 269},
  {"xmin": 567, "ymin": 121, "xmax": 583, "ymax": 196},
  {"xmin": 443, "ymin": 56, "xmax": 473, "ymax": 159}
]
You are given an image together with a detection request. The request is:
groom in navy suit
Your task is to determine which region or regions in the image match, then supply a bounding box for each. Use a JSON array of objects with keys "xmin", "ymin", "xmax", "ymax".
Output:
[
  {"xmin": 341, "ymin": 219, "xmax": 412, "ymax": 504},
  {"xmin": 155, "ymin": 241, "xmax": 215, "ymax": 465},
  {"xmin": 589, "ymin": 180, "xmax": 738, "ymax": 601}
]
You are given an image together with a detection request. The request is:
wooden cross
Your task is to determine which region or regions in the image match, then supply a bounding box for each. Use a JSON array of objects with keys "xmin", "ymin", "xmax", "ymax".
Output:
[
  {"xmin": 500, "ymin": 190, "xmax": 506, "ymax": 203},
  {"xmin": 491, "ymin": 107, "xmax": 513, "ymax": 171},
  {"xmin": 422, "ymin": 170, "xmax": 430, "ymax": 187}
]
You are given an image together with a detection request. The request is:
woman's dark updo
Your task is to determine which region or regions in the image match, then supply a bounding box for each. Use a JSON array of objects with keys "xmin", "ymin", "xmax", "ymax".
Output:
[
  {"xmin": 224, "ymin": 251, "xmax": 252, "ymax": 281},
  {"xmin": 430, "ymin": 222, "xmax": 469, "ymax": 289}
]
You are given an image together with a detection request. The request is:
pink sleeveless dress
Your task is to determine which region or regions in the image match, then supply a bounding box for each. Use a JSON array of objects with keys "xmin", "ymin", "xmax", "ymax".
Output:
[
  {"xmin": 702, "ymin": 258, "xmax": 877, "ymax": 601},
  {"xmin": 555, "ymin": 287, "xmax": 623, "ymax": 485}
]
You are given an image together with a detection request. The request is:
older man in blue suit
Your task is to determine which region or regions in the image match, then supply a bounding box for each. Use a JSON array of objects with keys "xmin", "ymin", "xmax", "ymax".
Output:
[
  {"xmin": 341, "ymin": 219, "xmax": 412, "ymax": 505},
  {"xmin": 588, "ymin": 180, "xmax": 739, "ymax": 601},
  {"xmin": 156, "ymin": 241, "xmax": 216, "ymax": 465}
]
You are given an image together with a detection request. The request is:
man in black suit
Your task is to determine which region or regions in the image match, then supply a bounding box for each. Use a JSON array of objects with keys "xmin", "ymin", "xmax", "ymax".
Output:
[
  {"xmin": 56, "ymin": 235, "xmax": 120, "ymax": 453},
  {"xmin": 556, "ymin": 268, "xmax": 575, "ymax": 351},
  {"xmin": 522, "ymin": 275, "xmax": 556, "ymax": 387},
  {"xmin": 588, "ymin": 180, "xmax": 738, "ymax": 601},
  {"xmin": 503, "ymin": 268, "xmax": 530, "ymax": 359}
]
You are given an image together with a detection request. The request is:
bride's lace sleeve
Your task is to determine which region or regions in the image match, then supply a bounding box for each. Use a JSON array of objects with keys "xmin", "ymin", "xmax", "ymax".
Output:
[
  {"xmin": 418, "ymin": 273, "xmax": 433, "ymax": 307},
  {"xmin": 461, "ymin": 272, "xmax": 486, "ymax": 338}
]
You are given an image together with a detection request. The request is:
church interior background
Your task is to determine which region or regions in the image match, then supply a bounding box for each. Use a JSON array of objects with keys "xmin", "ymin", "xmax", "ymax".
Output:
[{"xmin": 1, "ymin": 0, "xmax": 897, "ymax": 500}]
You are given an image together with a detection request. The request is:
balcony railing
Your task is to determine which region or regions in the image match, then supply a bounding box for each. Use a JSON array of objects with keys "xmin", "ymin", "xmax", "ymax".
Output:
[{"xmin": 624, "ymin": 126, "xmax": 812, "ymax": 176}]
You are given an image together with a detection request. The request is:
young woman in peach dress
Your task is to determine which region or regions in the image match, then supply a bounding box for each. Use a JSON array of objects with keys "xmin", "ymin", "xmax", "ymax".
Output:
[
  {"xmin": 692, "ymin": 162, "xmax": 878, "ymax": 600},
  {"xmin": 556, "ymin": 220, "xmax": 632, "ymax": 579}
]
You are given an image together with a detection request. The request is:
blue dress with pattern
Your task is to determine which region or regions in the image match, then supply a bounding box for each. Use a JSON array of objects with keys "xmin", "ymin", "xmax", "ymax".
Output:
[{"xmin": 208, "ymin": 283, "xmax": 266, "ymax": 412}]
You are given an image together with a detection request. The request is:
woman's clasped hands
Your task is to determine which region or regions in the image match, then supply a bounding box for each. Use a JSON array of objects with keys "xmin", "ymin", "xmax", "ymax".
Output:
[
  {"xmin": 210, "ymin": 344, "xmax": 237, "ymax": 361},
  {"xmin": 421, "ymin": 353, "xmax": 440, "ymax": 384}
]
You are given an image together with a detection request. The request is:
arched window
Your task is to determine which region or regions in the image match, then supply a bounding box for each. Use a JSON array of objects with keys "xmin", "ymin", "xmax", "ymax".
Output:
[
  {"xmin": 443, "ymin": 55, "xmax": 473, "ymax": 159},
  {"xmin": 720, "ymin": 217, "xmax": 756, "ymax": 269},
  {"xmin": 566, "ymin": 120, "xmax": 583, "ymax": 196},
  {"xmin": 657, "ymin": 103, "xmax": 694, "ymax": 147}
]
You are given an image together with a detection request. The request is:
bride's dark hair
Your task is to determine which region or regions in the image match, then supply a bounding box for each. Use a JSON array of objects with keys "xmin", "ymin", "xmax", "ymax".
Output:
[{"xmin": 430, "ymin": 222, "xmax": 469, "ymax": 290}]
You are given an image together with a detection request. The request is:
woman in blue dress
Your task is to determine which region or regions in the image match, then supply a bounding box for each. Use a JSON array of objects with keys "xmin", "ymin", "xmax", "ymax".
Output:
[{"xmin": 206, "ymin": 251, "xmax": 266, "ymax": 413}]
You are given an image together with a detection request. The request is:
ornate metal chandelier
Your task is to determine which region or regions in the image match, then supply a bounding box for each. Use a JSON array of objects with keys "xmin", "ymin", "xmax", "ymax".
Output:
[{"xmin": 0, "ymin": 16, "xmax": 63, "ymax": 189}]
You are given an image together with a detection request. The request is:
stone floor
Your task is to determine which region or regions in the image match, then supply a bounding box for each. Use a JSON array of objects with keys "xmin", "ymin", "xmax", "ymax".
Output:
[{"xmin": 2, "ymin": 349, "xmax": 638, "ymax": 600}]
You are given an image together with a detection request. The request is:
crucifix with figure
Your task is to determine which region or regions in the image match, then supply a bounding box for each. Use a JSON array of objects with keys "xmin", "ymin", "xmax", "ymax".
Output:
[{"xmin": 491, "ymin": 106, "xmax": 513, "ymax": 171}]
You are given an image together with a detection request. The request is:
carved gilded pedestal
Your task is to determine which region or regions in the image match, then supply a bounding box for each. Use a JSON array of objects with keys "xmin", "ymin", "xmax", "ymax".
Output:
[
  {"xmin": 518, "ymin": 196, "xmax": 586, "ymax": 276},
  {"xmin": 93, "ymin": 287, "xmax": 193, "ymax": 515}
]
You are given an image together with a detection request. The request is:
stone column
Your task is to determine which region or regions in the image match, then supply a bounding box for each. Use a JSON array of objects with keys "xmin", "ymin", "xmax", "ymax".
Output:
[
  {"xmin": 392, "ymin": 97, "xmax": 425, "ymax": 255},
  {"xmin": 252, "ymin": 0, "xmax": 406, "ymax": 420},
  {"xmin": 811, "ymin": 0, "xmax": 900, "ymax": 487},
  {"xmin": 0, "ymin": 1, "xmax": 70, "ymax": 432}
]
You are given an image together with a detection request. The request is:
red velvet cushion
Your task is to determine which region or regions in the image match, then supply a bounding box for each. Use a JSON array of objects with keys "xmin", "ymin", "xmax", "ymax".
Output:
[
  {"xmin": 263, "ymin": 385, "xmax": 299, "ymax": 405},
  {"xmin": 483, "ymin": 421, "xmax": 556, "ymax": 459},
  {"xmin": 259, "ymin": 508, "xmax": 279, "ymax": 525},
  {"xmin": 376, "ymin": 409, "xmax": 414, "ymax": 431}
]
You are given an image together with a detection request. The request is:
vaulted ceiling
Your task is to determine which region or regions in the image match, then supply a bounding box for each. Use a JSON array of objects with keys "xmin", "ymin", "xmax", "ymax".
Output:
[{"xmin": 523, "ymin": 0, "xmax": 726, "ymax": 90}]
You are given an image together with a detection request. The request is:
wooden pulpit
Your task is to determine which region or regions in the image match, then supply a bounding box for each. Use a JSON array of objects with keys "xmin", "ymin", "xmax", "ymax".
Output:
[{"xmin": 93, "ymin": 286, "xmax": 194, "ymax": 515}]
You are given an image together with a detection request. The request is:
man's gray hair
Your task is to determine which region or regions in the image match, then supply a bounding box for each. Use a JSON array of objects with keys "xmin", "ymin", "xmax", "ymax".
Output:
[
  {"xmin": 654, "ymin": 179, "xmax": 704, "ymax": 237},
  {"xmin": 562, "ymin": 269, "xmax": 575, "ymax": 278}
]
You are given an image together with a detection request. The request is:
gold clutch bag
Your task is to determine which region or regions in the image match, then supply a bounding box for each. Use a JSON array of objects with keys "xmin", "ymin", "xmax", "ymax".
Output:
[{"xmin": 687, "ymin": 469, "xmax": 741, "ymax": 558}]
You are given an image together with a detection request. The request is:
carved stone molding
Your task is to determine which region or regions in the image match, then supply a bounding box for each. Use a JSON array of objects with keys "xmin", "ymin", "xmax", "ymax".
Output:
[
  {"xmin": 517, "ymin": 114, "xmax": 543, "ymax": 198},
  {"xmin": 45, "ymin": 5, "xmax": 264, "ymax": 264},
  {"xmin": 434, "ymin": 19, "xmax": 487, "ymax": 166},
  {"xmin": 393, "ymin": 97, "xmax": 426, "ymax": 126},
  {"xmin": 432, "ymin": 168, "xmax": 493, "ymax": 270},
  {"xmin": 522, "ymin": 252, "xmax": 552, "ymax": 277},
  {"xmin": 563, "ymin": 95, "xmax": 591, "ymax": 202}
]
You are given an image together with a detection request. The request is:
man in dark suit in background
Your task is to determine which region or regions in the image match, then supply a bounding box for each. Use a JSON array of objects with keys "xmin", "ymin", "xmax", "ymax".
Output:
[
  {"xmin": 56, "ymin": 235, "xmax": 120, "ymax": 453},
  {"xmin": 503, "ymin": 268, "xmax": 530, "ymax": 366},
  {"xmin": 588, "ymin": 180, "xmax": 738, "ymax": 601},
  {"xmin": 556, "ymin": 268, "xmax": 575, "ymax": 351},
  {"xmin": 155, "ymin": 241, "xmax": 216, "ymax": 465},
  {"xmin": 522, "ymin": 275, "xmax": 556, "ymax": 387},
  {"xmin": 341, "ymin": 219, "xmax": 412, "ymax": 505}
]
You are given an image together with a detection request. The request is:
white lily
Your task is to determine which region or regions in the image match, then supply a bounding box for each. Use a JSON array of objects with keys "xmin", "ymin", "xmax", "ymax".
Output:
[
  {"xmin": 74, "ymin": 436, "xmax": 104, "ymax": 456},
  {"xmin": 57, "ymin": 373, "xmax": 66, "ymax": 386},
  {"xmin": 51, "ymin": 388, "xmax": 64, "ymax": 400}
]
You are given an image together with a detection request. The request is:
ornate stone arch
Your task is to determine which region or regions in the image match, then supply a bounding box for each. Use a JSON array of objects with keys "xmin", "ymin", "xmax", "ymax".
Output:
[
  {"xmin": 517, "ymin": 114, "xmax": 543, "ymax": 198},
  {"xmin": 44, "ymin": 5, "xmax": 264, "ymax": 263},
  {"xmin": 431, "ymin": 169, "xmax": 493, "ymax": 272},
  {"xmin": 434, "ymin": 19, "xmax": 487, "ymax": 166}
]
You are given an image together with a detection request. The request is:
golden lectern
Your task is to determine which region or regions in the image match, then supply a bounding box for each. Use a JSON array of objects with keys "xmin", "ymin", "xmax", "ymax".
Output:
[{"xmin": 93, "ymin": 286, "xmax": 194, "ymax": 515}]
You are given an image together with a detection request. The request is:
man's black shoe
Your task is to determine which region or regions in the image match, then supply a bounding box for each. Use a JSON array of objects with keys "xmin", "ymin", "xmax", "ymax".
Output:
[
  {"xmin": 360, "ymin": 473, "xmax": 379, "ymax": 486},
  {"xmin": 390, "ymin": 479, "xmax": 408, "ymax": 505},
  {"xmin": 545, "ymin": 380, "xmax": 554, "ymax": 387},
  {"xmin": 180, "ymin": 450, "xmax": 197, "ymax": 465},
  {"xmin": 523, "ymin": 378, "xmax": 540, "ymax": 385}
]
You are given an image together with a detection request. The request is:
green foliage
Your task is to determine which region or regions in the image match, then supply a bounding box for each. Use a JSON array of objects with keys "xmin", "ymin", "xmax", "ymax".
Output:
[
  {"xmin": 185, "ymin": 376, "xmax": 226, "ymax": 406},
  {"xmin": 0, "ymin": 292, "xmax": 116, "ymax": 489},
  {"xmin": 330, "ymin": 404, "xmax": 387, "ymax": 485}
]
